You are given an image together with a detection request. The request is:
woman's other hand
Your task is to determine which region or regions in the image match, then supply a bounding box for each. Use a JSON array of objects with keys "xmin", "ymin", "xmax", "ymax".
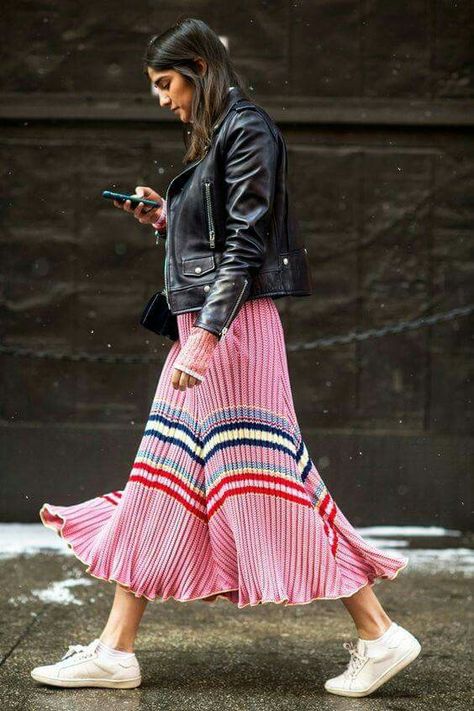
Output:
[{"xmin": 112, "ymin": 186, "xmax": 165, "ymax": 225}]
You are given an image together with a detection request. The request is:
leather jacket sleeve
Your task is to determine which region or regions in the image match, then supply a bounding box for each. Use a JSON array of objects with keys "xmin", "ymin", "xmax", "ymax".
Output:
[{"xmin": 193, "ymin": 109, "xmax": 278, "ymax": 339}]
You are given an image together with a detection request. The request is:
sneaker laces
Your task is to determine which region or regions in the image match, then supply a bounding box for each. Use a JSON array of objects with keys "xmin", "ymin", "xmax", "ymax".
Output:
[
  {"xmin": 61, "ymin": 638, "xmax": 100, "ymax": 661},
  {"xmin": 342, "ymin": 641, "xmax": 369, "ymax": 678}
]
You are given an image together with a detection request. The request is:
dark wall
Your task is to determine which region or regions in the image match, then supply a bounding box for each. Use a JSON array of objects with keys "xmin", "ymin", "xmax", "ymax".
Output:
[{"xmin": 1, "ymin": 2, "xmax": 473, "ymax": 527}]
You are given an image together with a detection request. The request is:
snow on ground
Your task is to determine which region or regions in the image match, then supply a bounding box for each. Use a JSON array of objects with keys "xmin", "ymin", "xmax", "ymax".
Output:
[
  {"xmin": 356, "ymin": 525, "xmax": 462, "ymax": 537},
  {"xmin": 0, "ymin": 523, "xmax": 74, "ymax": 559}
]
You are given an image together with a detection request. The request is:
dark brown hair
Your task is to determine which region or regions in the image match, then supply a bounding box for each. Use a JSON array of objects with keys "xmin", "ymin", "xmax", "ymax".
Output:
[{"xmin": 143, "ymin": 17, "xmax": 252, "ymax": 164}]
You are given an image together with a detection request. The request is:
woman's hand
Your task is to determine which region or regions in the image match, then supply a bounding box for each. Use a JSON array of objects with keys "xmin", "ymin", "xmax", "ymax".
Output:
[
  {"xmin": 171, "ymin": 326, "xmax": 220, "ymax": 391},
  {"xmin": 112, "ymin": 186, "xmax": 165, "ymax": 225},
  {"xmin": 171, "ymin": 368, "xmax": 200, "ymax": 391}
]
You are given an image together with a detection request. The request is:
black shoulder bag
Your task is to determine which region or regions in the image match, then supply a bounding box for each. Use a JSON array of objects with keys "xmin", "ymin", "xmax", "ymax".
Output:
[{"xmin": 140, "ymin": 289, "xmax": 179, "ymax": 341}]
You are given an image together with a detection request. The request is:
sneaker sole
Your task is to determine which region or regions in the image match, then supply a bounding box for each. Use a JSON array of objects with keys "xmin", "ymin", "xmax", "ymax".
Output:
[
  {"xmin": 325, "ymin": 637, "xmax": 422, "ymax": 698},
  {"xmin": 30, "ymin": 671, "xmax": 142, "ymax": 689}
]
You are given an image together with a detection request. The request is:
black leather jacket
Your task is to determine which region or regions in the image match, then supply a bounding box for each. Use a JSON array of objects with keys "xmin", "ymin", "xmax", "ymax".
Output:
[{"xmin": 156, "ymin": 86, "xmax": 313, "ymax": 339}]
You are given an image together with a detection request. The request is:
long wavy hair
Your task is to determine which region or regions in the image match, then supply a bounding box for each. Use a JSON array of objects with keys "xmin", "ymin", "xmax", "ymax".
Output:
[{"xmin": 143, "ymin": 17, "xmax": 252, "ymax": 164}]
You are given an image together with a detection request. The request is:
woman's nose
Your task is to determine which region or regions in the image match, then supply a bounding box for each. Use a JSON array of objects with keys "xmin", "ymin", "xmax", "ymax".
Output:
[{"xmin": 158, "ymin": 92, "xmax": 171, "ymax": 108}]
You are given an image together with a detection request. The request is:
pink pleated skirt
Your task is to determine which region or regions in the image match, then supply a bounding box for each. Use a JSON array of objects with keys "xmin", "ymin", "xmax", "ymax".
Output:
[{"xmin": 40, "ymin": 296, "xmax": 409, "ymax": 608}]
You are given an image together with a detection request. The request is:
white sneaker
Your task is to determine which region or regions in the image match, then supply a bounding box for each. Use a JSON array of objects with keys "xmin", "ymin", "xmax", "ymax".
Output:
[
  {"xmin": 30, "ymin": 638, "xmax": 141, "ymax": 689},
  {"xmin": 324, "ymin": 622, "xmax": 421, "ymax": 697}
]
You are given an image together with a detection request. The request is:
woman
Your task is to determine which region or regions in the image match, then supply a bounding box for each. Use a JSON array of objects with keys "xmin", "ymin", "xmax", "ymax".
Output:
[{"xmin": 31, "ymin": 18, "xmax": 421, "ymax": 698}]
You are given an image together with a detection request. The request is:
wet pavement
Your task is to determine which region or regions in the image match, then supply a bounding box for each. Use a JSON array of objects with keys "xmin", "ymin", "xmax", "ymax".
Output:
[{"xmin": 0, "ymin": 525, "xmax": 472, "ymax": 711}]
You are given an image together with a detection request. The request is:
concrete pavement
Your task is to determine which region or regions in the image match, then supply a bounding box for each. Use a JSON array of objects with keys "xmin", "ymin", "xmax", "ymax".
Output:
[{"xmin": 0, "ymin": 546, "xmax": 472, "ymax": 711}]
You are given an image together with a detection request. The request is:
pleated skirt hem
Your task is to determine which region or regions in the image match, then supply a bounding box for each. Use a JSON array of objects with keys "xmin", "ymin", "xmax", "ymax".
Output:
[{"xmin": 40, "ymin": 502, "xmax": 409, "ymax": 609}]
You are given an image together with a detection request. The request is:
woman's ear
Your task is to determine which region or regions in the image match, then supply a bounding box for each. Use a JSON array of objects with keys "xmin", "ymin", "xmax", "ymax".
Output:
[{"xmin": 194, "ymin": 56, "xmax": 208, "ymax": 77}]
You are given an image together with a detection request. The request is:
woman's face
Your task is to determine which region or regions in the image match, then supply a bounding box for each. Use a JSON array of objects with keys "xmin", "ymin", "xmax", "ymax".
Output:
[{"xmin": 147, "ymin": 60, "xmax": 206, "ymax": 123}]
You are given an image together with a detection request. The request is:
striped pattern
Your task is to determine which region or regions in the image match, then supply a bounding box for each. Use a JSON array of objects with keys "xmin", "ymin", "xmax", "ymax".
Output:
[{"xmin": 40, "ymin": 297, "xmax": 409, "ymax": 607}]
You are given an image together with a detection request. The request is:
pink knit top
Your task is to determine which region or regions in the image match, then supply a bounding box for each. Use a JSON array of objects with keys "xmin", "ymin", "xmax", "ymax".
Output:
[{"xmin": 152, "ymin": 199, "xmax": 219, "ymax": 381}]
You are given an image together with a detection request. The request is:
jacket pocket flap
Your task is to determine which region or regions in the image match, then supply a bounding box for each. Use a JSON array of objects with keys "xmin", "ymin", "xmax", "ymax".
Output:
[
  {"xmin": 279, "ymin": 246, "xmax": 308, "ymax": 268},
  {"xmin": 279, "ymin": 246, "xmax": 312, "ymax": 293},
  {"xmin": 182, "ymin": 254, "xmax": 216, "ymax": 276}
]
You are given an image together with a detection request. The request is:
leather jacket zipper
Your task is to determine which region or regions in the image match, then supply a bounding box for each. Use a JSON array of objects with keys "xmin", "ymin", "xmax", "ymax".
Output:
[
  {"xmin": 163, "ymin": 153, "xmax": 209, "ymax": 309},
  {"xmin": 203, "ymin": 180, "xmax": 216, "ymax": 248},
  {"xmin": 163, "ymin": 249, "xmax": 170, "ymax": 307},
  {"xmin": 220, "ymin": 278, "xmax": 249, "ymax": 337}
]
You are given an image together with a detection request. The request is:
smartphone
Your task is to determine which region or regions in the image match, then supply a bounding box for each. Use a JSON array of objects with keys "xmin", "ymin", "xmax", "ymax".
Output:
[{"xmin": 102, "ymin": 190, "xmax": 161, "ymax": 210}]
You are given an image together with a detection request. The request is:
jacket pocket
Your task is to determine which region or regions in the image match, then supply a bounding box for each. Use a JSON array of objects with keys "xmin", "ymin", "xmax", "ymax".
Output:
[{"xmin": 182, "ymin": 254, "xmax": 216, "ymax": 276}]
